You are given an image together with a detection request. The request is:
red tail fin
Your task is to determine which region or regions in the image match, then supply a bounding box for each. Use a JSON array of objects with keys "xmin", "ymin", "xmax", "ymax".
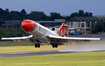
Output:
[{"xmin": 58, "ymin": 23, "xmax": 69, "ymax": 36}]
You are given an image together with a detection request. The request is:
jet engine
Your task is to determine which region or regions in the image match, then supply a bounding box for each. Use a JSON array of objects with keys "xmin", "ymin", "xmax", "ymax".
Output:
[{"xmin": 52, "ymin": 28, "xmax": 56, "ymax": 31}]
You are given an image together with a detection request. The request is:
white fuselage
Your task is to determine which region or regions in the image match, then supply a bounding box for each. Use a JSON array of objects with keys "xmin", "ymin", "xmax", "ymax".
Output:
[{"xmin": 27, "ymin": 23, "xmax": 59, "ymax": 43}]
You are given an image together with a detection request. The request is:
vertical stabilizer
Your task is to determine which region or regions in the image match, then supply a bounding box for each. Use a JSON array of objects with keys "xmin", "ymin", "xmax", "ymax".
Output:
[{"xmin": 58, "ymin": 23, "xmax": 69, "ymax": 36}]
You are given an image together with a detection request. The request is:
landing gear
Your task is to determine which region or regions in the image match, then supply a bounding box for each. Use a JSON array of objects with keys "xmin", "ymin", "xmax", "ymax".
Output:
[
  {"xmin": 35, "ymin": 43, "xmax": 40, "ymax": 48},
  {"xmin": 52, "ymin": 43, "xmax": 58, "ymax": 48}
]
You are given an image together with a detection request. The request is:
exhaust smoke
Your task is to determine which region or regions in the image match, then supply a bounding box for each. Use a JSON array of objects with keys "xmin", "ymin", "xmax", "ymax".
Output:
[{"xmin": 59, "ymin": 39, "xmax": 105, "ymax": 52}]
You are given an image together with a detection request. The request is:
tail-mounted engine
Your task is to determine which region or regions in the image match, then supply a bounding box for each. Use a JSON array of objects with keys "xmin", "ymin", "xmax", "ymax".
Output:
[{"xmin": 52, "ymin": 28, "xmax": 55, "ymax": 31}]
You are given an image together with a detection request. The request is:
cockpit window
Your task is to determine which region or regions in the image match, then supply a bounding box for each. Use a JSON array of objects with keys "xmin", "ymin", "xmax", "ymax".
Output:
[
  {"xmin": 25, "ymin": 21, "xmax": 30, "ymax": 23},
  {"xmin": 28, "ymin": 22, "xmax": 30, "ymax": 23}
]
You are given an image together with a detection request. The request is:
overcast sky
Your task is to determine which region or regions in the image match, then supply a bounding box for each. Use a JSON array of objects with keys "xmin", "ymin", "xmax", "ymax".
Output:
[{"xmin": 0, "ymin": 0, "xmax": 105, "ymax": 16}]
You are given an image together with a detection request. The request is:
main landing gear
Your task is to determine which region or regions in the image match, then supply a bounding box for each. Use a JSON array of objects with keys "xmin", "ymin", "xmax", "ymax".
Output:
[
  {"xmin": 35, "ymin": 43, "xmax": 40, "ymax": 48},
  {"xmin": 52, "ymin": 43, "xmax": 58, "ymax": 48}
]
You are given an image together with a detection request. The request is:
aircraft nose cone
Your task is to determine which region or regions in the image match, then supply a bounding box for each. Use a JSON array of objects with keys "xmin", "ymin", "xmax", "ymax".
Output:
[{"xmin": 22, "ymin": 20, "xmax": 37, "ymax": 31}]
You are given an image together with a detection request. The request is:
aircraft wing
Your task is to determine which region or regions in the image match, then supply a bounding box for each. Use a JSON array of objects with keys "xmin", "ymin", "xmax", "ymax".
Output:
[
  {"xmin": 1, "ymin": 35, "xmax": 33, "ymax": 40},
  {"xmin": 46, "ymin": 35, "xmax": 101, "ymax": 41}
]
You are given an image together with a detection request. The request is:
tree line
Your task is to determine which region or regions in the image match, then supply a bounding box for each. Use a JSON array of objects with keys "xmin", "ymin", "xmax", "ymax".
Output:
[
  {"xmin": 0, "ymin": 8, "xmax": 93, "ymax": 21},
  {"xmin": 90, "ymin": 21, "xmax": 105, "ymax": 34},
  {"xmin": 0, "ymin": 28, "xmax": 24, "ymax": 39}
]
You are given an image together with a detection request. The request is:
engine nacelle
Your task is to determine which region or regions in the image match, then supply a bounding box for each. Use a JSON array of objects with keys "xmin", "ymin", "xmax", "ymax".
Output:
[{"xmin": 52, "ymin": 28, "xmax": 55, "ymax": 31}]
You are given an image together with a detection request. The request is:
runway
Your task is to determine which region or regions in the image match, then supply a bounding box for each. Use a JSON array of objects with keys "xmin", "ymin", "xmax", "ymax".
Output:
[
  {"xmin": 0, "ymin": 50, "xmax": 105, "ymax": 58},
  {"xmin": 0, "ymin": 50, "xmax": 77, "ymax": 58}
]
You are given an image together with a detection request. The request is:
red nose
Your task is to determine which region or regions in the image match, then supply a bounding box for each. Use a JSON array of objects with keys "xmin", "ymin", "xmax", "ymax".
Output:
[{"xmin": 22, "ymin": 20, "xmax": 37, "ymax": 31}]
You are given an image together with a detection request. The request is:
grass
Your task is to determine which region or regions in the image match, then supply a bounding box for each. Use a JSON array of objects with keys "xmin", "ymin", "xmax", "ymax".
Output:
[
  {"xmin": 0, "ymin": 41, "xmax": 65, "ymax": 53},
  {"xmin": 0, "ymin": 41, "xmax": 33, "ymax": 46},
  {"xmin": 0, "ymin": 52, "xmax": 105, "ymax": 66},
  {"xmin": 0, "ymin": 46, "xmax": 63, "ymax": 53}
]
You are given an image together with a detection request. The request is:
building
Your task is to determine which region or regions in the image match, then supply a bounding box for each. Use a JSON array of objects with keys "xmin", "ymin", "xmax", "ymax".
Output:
[
  {"xmin": 70, "ymin": 17, "xmax": 105, "ymax": 28},
  {"xmin": 0, "ymin": 19, "xmax": 66, "ymax": 29},
  {"xmin": 37, "ymin": 19, "xmax": 66, "ymax": 27},
  {"xmin": 1, "ymin": 20, "xmax": 23, "ymax": 29},
  {"xmin": 0, "ymin": 17, "xmax": 105, "ymax": 35},
  {"xmin": 69, "ymin": 17, "xmax": 105, "ymax": 34}
]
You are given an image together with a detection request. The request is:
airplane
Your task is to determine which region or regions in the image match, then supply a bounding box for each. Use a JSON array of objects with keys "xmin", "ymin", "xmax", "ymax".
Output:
[{"xmin": 1, "ymin": 19, "xmax": 101, "ymax": 48}]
